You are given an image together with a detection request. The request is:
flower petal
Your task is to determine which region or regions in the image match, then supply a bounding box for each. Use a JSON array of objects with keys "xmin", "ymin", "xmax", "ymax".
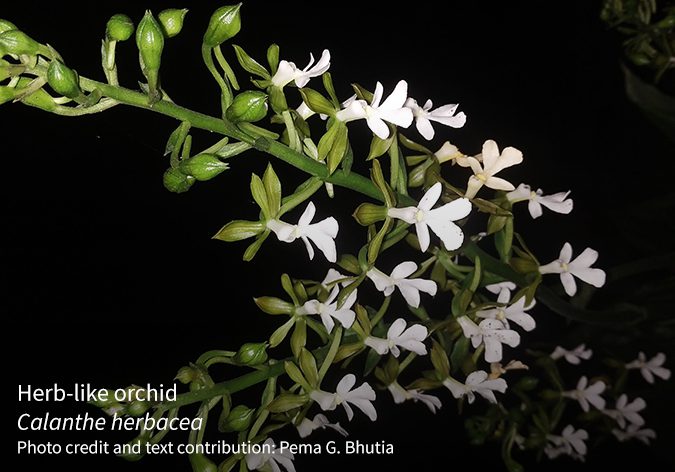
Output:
[
  {"xmin": 415, "ymin": 221, "xmax": 431, "ymax": 252},
  {"xmin": 379, "ymin": 107, "xmax": 413, "ymax": 128},
  {"xmin": 310, "ymin": 390, "xmax": 337, "ymax": 411},
  {"xmin": 418, "ymin": 182, "xmax": 443, "ymax": 211},
  {"xmin": 571, "ymin": 267, "xmax": 606, "ymax": 288},
  {"xmin": 387, "ymin": 318, "xmax": 407, "ymax": 338},
  {"xmin": 559, "ymin": 242, "xmax": 573, "ymax": 263},
  {"xmin": 298, "ymin": 202, "xmax": 316, "ymax": 226},
  {"xmin": 560, "ymin": 271, "xmax": 577, "ymax": 296},
  {"xmin": 366, "ymin": 116, "xmax": 390, "ymax": 140},
  {"xmin": 371, "ymin": 82, "xmax": 384, "ymax": 108},
  {"xmin": 485, "ymin": 176, "xmax": 516, "ymax": 191},
  {"xmin": 570, "ymin": 247, "xmax": 599, "ymax": 269},
  {"xmin": 481, "ymin": 140, "xmax": 500, "ymax": 172},
  {"xmin": 416, "ymin": 115, "xmax": 435, "ymax": 140},
  {"xmin": 379, "ymin": 80, "xmax": 408, "ymax": 111},
  {"xmin": 528, "ymin": 199, "xmax": 543, "ymax": 219},
  {"xmin": 390, "ymin": 261, "xmax": 417, "ymax": 279},
  {"xmin": 425, "ymin": 219, "xmax": 464, "ymax": 251},
  {"xmin": 490, "ymin": 146, "xmax": 523, "ymax": 174},
  {"xmin": 366, "ymin": 268, "xmax": 394, "ymax": 293},
  {"xmin": 364, "ymin": 336, "xmax": 390, "ymax": 355}
]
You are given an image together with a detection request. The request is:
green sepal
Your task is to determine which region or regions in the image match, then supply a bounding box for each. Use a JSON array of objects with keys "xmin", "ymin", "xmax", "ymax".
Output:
[
  {"xmin": 232, "ymin": 44, "xmax": 271, "ymax": 79},
  {"xmin": 352, "ymin": 203, "xmax": 387, "ymax": 226},
  {"xmin": 327, "ymin": 123, "xmax": 348, "ymax": 174},
  {"xmin": 213, "ymin": 220, "xmax": 264, "ymax": 242},
  {"xmin": 266, "ymin": 393, "xmax": 308, "ymax": 413},
  {"xmin": 269, "ymin": 85, "xmax": 287, "ymax": 114},
  {"xmin": 290, "ymin": 318, "xmax": 307, "ymax": 358},
  {"xmin": 430, "ymin": 340, "xmax": 450, "ymax": 378},
  {"xmin": 262, "ymin": 164, "xmax": 281, "ymax": 215},
  {"xmin": 299, "ymin": 348, "xmax": 319, "ymax": 388},
  {"xmin": 250, "ymin": 173, "xmax": 271, "ymax": 219},
  {"xmin": 367, "ymin": 133, "xmax": 395, "ymax": 160},
  {"xmin": 298, "ymin": 88, "xmax": 335, "ymax": 116},
  {"xmin": 254, "ymin": 296, "xmax": 293, "ymax": 315},
  {"xmin": 284, "ymin": 361, "xmax": 311, "ymax": 391},
  {"xmin": 243, "ymin": 231, "xmax": 269, "ymax": 261},
  {"xmin": 267, "ymin": 44, "xmax": 279, "ymax": 74},
  {"xmin": 269, "ymin": 318, "xmax": 295, "ymax": 347}
]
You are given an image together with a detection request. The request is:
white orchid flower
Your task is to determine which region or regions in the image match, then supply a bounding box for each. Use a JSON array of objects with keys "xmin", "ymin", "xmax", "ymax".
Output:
[
  {"xmin": 296, "ymin": 413, "xmax": 348, "ymax": 438},
  {"xmin": 625, "ymin": 352, "xmax": 671, "ymax": 384},
  {"xmin": 320, "ymin": 268, "xmax": 351, "ymax": 290},
  {"xmin": 506, "ymin": 183, "xmax": 573, "ymax": 219},
  {"xmin": 477, "ymin": 290, "xmax": 536, "ymax": 332},
  {"xmin": 245, "ymin": 438, "xmax": 296, "ymax": 472},
  {"xmin": 464, "ymin": 139, "xmax": 523, "ymax": 199},
  {"xmin": 297, "ymin": 286, "xmax": 356, "ymax": 333},
  {"xmin": 563, "ymin": 376, "xmax": 606, "ymax": 412},
  {"xmin": 387, "ymin": 182, "xmax": 472, "ymax": 252},
  {"xmin": 366, "ymin": 261, "xmax": 437, "ymax": 308},
  {"xmin": 363, "ymin": 318, "xmax": 428, "ymax": 357},
  {"xmin": 612, "ymin": 424, "xmax": 657, "ymax": 445},
  {"xmin": 335, "ymin": 80, "xmax": 413, "ymax": 139},
  {"xmin": 387, "ymin": 381, "xmax": 441, "ymax": 413},
  {"xmin": 456, "ymin": 316, "xmax": 520, "ymax": 363},
  {"xmin": 267, "ymin": 202, "xmax": 339, "ymax": 262},
  {"xmin": 604, "ymin": 394, "xmax": 646, "ymax": 429},
  {"xmin": 309, "ymin": 374, "xmax": 377, "ymax": 421},
  {"xmin": 539, "ymin": 242, "xmax": 606, "ymax": 297},
  {"xmin": 271, "ymin": 49, "xmax": 331, "ymax": 88},
  {"xmin": 433, "ymin": 141, "xmax": 474, "ymax": 167},
  {"xmin": 442, "ymin": 370, "xmax": 507, "ymax": 404},
  {"xmin": 550, "ymin": 344, "xmax": 593, "ymax": 364},
  {"xmin": 404, "ymin": 98, "xmax": 466, "ymax": 140},
  {"xmin": 544, "ymin": 425, "xmax": 589, "ymax": 461},
  {"xmin": 485, "ymin": 281, "xmax": 516, "ymax": 299}
]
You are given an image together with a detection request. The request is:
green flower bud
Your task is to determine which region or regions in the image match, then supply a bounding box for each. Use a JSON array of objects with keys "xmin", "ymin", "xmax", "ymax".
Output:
[
  {"xmin": 0, "ymin": 30, "xmax": 40, "ymax": 56},
  {"xmin": 126, "ymin": 400, "xmax": 150, "ymax": 417},
  {"xmin": 189, "ymin": 454, "xmax": 218, "ymax": 472},
  {"xmin": 225, "ymin": 90, "xmax": 268, "ymax": 123},
  {"xmin": 47, "ymin": 60, "xmax": 80, "ymax": 99},
  {"xmin": 253, "ymin": 296, "xmax": 294, "ymax": 315},
  {"xmin": 159, "ymin": 9, "xmax": 188, "ymax": 38},
  {"xmin": 352, "ymin": 203, "xmax": 387, "ymax": 226},
  {"xmin": 220, "ymin": 405, "xmax": 254, "ymax": 432},
  {"xmin": 178, "ymin": 153, "xmax": 229, "ymax": 181},
  {"xmin": 202, "ymin": 4, "xmax": 241, "ymax": 48},
  {"xmin": 163, "ymin": 167, "xmax": 195, "ymax": 193},
  {"xmin": 234, "ymin": 342, "xmax": 268, "ymax": 365},
  {"xmin": 136, "ymin": 10, "xmax": 164, "ymax": 99},
  {"xmin": 0, "ymin": 19, "xmax": 17, "ymax": 34},
  {"xmin": 175, "ymin": 365, "xmax": 198, "ymax": 384},
  {"xmin": 106, "ymin": 14, "xmax": 134, "ymax": 41},
  {"xmin": 213, "ymin": 219, "xmax": 265, "ymax": 242}
]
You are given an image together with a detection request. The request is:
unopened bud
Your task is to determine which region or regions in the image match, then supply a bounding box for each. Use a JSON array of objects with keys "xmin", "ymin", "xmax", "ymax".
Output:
[
  {"xmin": 178, "ymin": 153, "xmax": 228, "ymax": 181},
  {"xmin": 254, "ymin": 296, "xmax": 294, "ymax": 315},
  {"xmin": 126, "ymin": 400, "xmax": 150, "ymax": 417},
  {"xmin": 235, "ymin": 342, "xmax": 268, "ymax": 365},
  {"xmin": 0, "ymin": 30, "xmax": 41, "ymax": 56},
  {"xmin": 0, "ymin": 19, "xmax": 17, "ymax": 34},
  {"xmin": 202, "ymin": 4, "xmax": 241, "ymax": 48},
  {"xmin": 213, "ymin": 220, "xmax": 265, "ymax": 242},
  {"xmin": 47, "ymin": 60, "xmax": 80, "ymax": 99},
  {"xmin": 163, "ymin": 167, "xmax": 195, "ymax": 193},
  {"xmin": 220, "ymin": 405, "xmax": 254, "ymax": 432},
  {"xmin": 136, "ymin": 10, "xmax": 164, "ymax": 100},
  {"xmin": 158, "ymin": 9, "xmax": 188, "ymax": 38},
  {"xmin": 175, "ymin": 365, "xmax": 198, "ymax": 384},
  {"xmin": 106, "ymin": 14, "xmax": 134, "ymax": 41},
  {"xmin": 352, "ymin": 203, "xmax": 387, "ymax": 226},
  {"xmin": 226, "ymin": 90, "xmax": 268, "ymax": 123}
]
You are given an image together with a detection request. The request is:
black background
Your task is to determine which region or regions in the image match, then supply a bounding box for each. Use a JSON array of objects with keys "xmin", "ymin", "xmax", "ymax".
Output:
[{"xmin": 4, "ymin": 1, "xmax": 674, "ymax": 471}]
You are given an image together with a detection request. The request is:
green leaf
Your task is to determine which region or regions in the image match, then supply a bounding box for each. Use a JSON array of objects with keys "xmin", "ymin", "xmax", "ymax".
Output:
[
  {"xmin": 267, "ymin": 43, "xmax": 279, "ymax": 74},
  {"xmin": 299, "ymin": 88, "xmax": 336, "ymax": 116},
  {"xmin": 232, "ymin": 44, "xmax": 270, "ymax": 79},
  {"xmin": 262, "ymin": 164, "xmax": 281, "ymax": 216},
  {"xmin": 250, "ymin": 173, "xmax": 271, "ymax": 219}
]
